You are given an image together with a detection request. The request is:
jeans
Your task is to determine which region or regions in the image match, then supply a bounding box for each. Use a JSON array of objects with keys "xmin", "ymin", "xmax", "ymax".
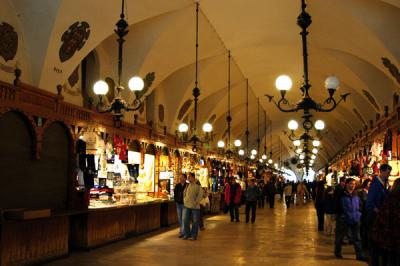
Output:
[
  {"xmin": 334, "ymin": 215, "xmax": 363, "ymax": 257},
  {"xmin": 183, "ymin": 207, "xmax": 200, "ymax": 239},
  {"xmin": 245, "ymin": 201, "xmax": 257, "ymax": 223},
  {"xmin": 176, "ymin": 203, "xmax": 184, "ymax": 236},
  {"xmin": 229, "ymin": 203, "xmax": 240, "ymax": 221}
]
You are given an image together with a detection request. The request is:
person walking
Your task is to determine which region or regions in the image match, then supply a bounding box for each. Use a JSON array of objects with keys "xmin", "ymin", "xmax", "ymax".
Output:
[
  {"xmin": 173, "ymin": 173, "xmax": 187, "ymax": 238},
  {"xmin": 324, "ymin": 186, "xmax": 336, "ymax": 235},
  {"xmin": 357, "ymin": 178, "xmax": 371, "ymax": 251},
  {"xmin": 334, "ymin": 178, "xmax": 366, "ymax": 261},
  {"xmin": 296, "ymin": 181, "xmax": 306, "ymax": 205},
  {"xmin": 224, "ymin": 177, "xmax": 242, "ymax": 222},
  {"xmin": 266, "ymin": 179, "xmax": 276, "ymax": 208},
  {"xmin": 257, "ymin": 181, "xmax": 265, "ymax": 208},
  {"xmin": 199, "ymin": 186, "xmax": 209, "ymax": 230},
  {"xmin": 182, "ymin": 172, "xmax": 203, "ymax": 240},
  {"xmin": 283, "ymin": 182, "xmax": 293, "ymax": 209},
  {"xmin": 366, "ymin": 163, "xmax": 391, "ymax": 265},
  {"xmin": 245, "ymin": 179, "xmax": 259, "ymax": 223},
  {"xmin": 314, "ymin": 176, "xmax": 326, "ymax": 231},
  {"xmin": 371, "ymin": 178, "xmax": 400, "ymax": 266}
]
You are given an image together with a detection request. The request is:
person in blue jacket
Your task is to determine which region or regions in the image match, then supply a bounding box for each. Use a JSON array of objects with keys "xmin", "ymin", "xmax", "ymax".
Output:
[
  {"xmin": 334, "ymin": 178, "xmax": 366, "ymax": 261},
  {"xmin": 366, "ymin": 163, "xmax": 391, "ymax": 265}
]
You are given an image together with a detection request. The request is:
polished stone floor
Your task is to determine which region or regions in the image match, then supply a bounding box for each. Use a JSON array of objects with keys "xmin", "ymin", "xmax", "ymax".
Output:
[{"xmin": 47, "ymin": 199, "xmax": 366, "ymax": 266}]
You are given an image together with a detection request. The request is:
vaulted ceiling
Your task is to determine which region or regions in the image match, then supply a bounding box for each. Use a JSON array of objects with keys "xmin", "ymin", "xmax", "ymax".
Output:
[{"xmin": 2, "ymin": 0, "xmax": 400, "ymax": 171}]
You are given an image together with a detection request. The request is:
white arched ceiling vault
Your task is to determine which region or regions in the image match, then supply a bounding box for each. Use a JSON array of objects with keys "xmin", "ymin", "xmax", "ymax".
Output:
[{"xmin": 3, "ymin": 0, "xmax": 400, "ymax": 170}]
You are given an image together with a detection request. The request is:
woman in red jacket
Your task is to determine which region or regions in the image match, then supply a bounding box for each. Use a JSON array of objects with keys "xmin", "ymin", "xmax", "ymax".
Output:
[{"xmin": 225, "ymin": 178, "xmax": 242, "ymax": 222}]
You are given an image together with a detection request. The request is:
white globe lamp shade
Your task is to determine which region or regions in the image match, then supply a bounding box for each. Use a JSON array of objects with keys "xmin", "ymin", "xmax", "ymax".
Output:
[
  {"xmin": 268, "ymin": 159, "xmax": 273, "ymax": 164},
  {"xmin": 313, "ymin": 140, "xmax": 321, "ymax": 147},
  {"xmin": 314, "ymin": 120, "xmax": 325, "ymax": 130},
  {"xmin": 288, "ymin": 120, "xmax": 299, "ymax": 130},
  {"xmin": 300, "ymin": 159, "xmax": 304, "ymax": 163},
  {"xmin": 251, "ymin": 149, "xmax": 257, "ymax": 155},
  {"xmin": 250, "ymin": 155, "xmax": 255, "ymax": 160},
  {"xmin": 325, "ymin": 76, "xmax": 340, "ymax": 90},
  {"xmin": 93, "ymin": 80, "xmax": 109, "ymax": 95},
  {"xmin": 259, "ymin": 159, "xmax": 263, "ymax": 163},
  {"xmin": 311, "ymin": 155, "xmax": 316, "ymax": 160},
  {"xmin": 296, "ymin": 148, "xmax": 303, "ymax": 154},
  {"xmin": 217, "ymin": 140, "xmax": 225, "ymax": 148},
  {"xmin": 312, "ymin": 148, "xmax": 318, "ymax": 154},
  {"xmin": 262, "ymin": 154, "xmax": 267, "ymax": 160},
  {"xmin": 275, "ymin": 75, "xmax": 292, "ymax": 91},
  {"xmin": 178, "ymin": 123, "xmax": 189, "ymax": 133},
  {"xmin": 234, "ymin": 139, "xmax": 242, "ymax": 147},
  {"xmin": 274, "ymin": 163, "xmax": 278, "ymax": 168},
  {"xmin": 310, "ymin": 159, "xmax": 314, "ymax": 164},
  {"xmin": 128, "ymin": 76, "xmax": 144, "ymax": 91},
  {"xmin": 202, "ymin": 122, "xmax": 213, "ymax": 133},
  {"xmin": 293, "ymin": 140, "xmax": 301, "ymax": 146},
  {"xmin": 238, "ymin": 149, "xmax": 245, "ymax": 156},
  {"xmin": 299, "ymin": 154, "xmax": 305, "ymax": 160}
]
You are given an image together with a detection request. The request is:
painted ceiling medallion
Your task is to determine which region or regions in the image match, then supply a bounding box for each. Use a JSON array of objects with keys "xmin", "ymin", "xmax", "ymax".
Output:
[
  {"xmin": 0, "ymin": 22, "xmax": 18, "ymax": 62},
  {"xmin": 59, "ymin": 21, "xmax": 90, "ymax": 62},
  {"xmin": 382, "ymin": 57, "xmax": 400, "ymax": 85}
]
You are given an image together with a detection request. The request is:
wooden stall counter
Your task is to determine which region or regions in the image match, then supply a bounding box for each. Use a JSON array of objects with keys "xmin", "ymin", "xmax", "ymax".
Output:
[
  {"xmin": 70, "ymin": 201, "xmax": 163, "ymax": 250},
  {"xmin": 160, "ymin": 201, "xmax": 178, "ymax": 227},
  {"xmin": 0, "ymin": 214, "xmax": 69, "ymax": 266}
]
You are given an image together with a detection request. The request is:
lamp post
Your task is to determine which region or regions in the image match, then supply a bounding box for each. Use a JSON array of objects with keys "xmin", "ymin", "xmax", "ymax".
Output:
[
  {"xmin": 177, "ymin": 3, "xmax": 212, "ymax": 152},
  {"xmin": 265, "ymin": 0, "xmax": 350, "ymax": 115},
  {"xmin": 93, "ymin": 0, "xmax": 145, "ymax": 128}
]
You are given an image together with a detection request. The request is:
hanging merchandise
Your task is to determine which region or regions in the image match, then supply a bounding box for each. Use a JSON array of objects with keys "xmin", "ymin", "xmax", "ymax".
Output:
[{"xmin": 114, "ymin": 135, "xmax": 127, "ymax": 162}]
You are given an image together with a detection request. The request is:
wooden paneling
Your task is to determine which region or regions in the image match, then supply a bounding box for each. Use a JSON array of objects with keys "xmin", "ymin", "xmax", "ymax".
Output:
[
  {"xmin": 0, "ymin": 216, "xmax": 69, "ymax": 266},
  {"xmin": 135, "ymin": 204, "xmax": 160, "ymax": 234},
  {"xmin": 86, "ymin": 209, "xmax": 127, "ymax": 247},
  {"xmin": 70, "ymin": 204, "xmax": 162, "ymax": 250},
  {"xmin": 167, "ymin": 202, "xmax": 178, "ymax": 225}
]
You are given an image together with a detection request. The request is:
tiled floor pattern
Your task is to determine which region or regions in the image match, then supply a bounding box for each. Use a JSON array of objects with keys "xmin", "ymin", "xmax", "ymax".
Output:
[{"xmin": 47, "ymin": 199, "xmax": 366, "ymax": 266}]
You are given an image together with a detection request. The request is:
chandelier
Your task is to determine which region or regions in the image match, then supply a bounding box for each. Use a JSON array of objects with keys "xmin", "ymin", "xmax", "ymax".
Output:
[
  {"xmin": 177, "ymin": 3, "xmax": 212, "ymax": 152},
  {"xmin": 217, "ymin": 51, "xmax": 242, "ymax": 158},
  {"xmin": 265, "ymin": 0, "xmax": 350, "ymax": 115},
  {"xmin": 93, "ymin": 0, "xmax": 145, "ymax": 128}
]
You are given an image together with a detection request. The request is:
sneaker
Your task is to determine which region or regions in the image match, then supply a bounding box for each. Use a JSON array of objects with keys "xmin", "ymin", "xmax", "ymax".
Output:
[
  {"xmin": 178, "ymin": 234, "xmax": 184, "ymax": 238},
  {"xmin": 182, "ymin": 236, "xmax": 190, "ymax": 240}
]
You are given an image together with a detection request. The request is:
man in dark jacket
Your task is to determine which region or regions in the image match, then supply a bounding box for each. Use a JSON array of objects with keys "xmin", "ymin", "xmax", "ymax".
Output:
[
  {"xmin": 314, "ymin": 176, "xmax": 326, "ymax": 231},
  {"xmin": 334, "ymin": 178, "xmax": 366, "ymax": 261},
  {"xmin": 366, "ymin": 163, "xmax": 391, "ymax": 265},
  {"xmin": 245, "ymin": 179, "xmax": 259, "ymax": 223},
  {"xmin": 266, "ymin": 179, "xmax": 276, "ymax": 208},
  {"xmin": 174, "ymin": 173, "xmax": 187, "ymax": 238}
]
